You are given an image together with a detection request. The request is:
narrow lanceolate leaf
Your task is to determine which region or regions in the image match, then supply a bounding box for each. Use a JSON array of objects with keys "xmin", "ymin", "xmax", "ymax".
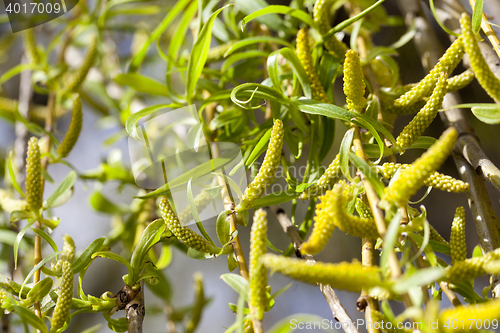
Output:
[
  {"xmin": 450, "ymin": 207, "xmax": 467, "ymax": 264},
  {"xmin": 236, "ymin": 119, "xmax": 284, "ymax": 212},
  {"xmin": 313, "ymin": 0, "xmax": 347, "ymax": 60},
  {"xmin": 58, "ymin": 94, "xmax": 83, "ymax": 158},
  {"xmin": 26, "ymin": 137, "xmax": 42, "ymax": 213},
  {"xmin": 296, "ymin": 28, "xmax": 330, "ymax": 103},
  {"xmin": 185, "ymin": 273, "xmax": 207, "ymax": 333},
  {"xmin": 299, "ymin": 154, "xmax": 341, "ymax": 199},
  {"xmin": 440, "ymin": 299, "xmax": 500, "ymax": 332},
  {"xmin": 383, "ymin": 127, "xmax": 458, "ymax": 207},
  {"xmin": 378, "ymin": 163, "xmax": 469, "ymax": 193},
  {"xmin": 395, "ymin": 37, "xmax": 463, "ymax": 106},
  {"xmin": 343, "ymin": 50, "xmax": 366, "ymax": 113},
  {"xmin": 396, "ymin": 72, "xmax": 448, "ymax": 150},
  {"xmin": 66, "ymin": 34, "xmax": 98, "ymax": 93},
  {"xmin": 249, "ymin": 209, "xmax": 268, "ymax": 321},
  {"xmin": 300, "ymin": 191, "xmax": 336, "ymax": 255},
  {"xmin": 159, "ymin": 197, "xmax": 219, "ymax": 254},
  {"xmin": 460, "ymin": 13, "xmax": 500, "ymax": 103},
  {"xmin": 260, "ymin": 254, "xmax": 389, "ymax": 292}
]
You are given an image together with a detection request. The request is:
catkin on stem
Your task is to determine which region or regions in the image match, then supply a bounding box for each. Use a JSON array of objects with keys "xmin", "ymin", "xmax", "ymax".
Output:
[
  {"xmin": 58, "ymin": 94, "xmax": 83, "ymax": 158},
  {"xmin": 65, "ymin": 34, "xmax": 98, "ymax": 93},
  {"xmin": 313, "ymin": 0, "xmax": 348, "ymax": 60},
  {"xmin": 300, "ymin": 193, "xmax": 336, "ymax": 255},
  {"xmin": 236, "ymin": 119, "xmax": 284, "ymax": 212},
  {"xmin": 26, "ymin": 137, "xmax": 43, "ymax": 213},
  {"xmin": 159, "ymin": 197, "xmax": 219, "ymax": 254},
  {"xmin": 299, "ymin": 154, "xmax": 341, "ymax": 199},
  {"xmin": 249, "ymin": 209, "xmax": 268, "ymax": 321},
  {"xmin": 450, "ymin": 207, "xmax": 467, "ymax": 264},
  {"xmin": 383, "ymin": 127, "xmax": 458, "ymax": 207},
  {"xmin": 440, "ymin": 299, "xmax": 500, "ymax": 332},
  {"xmin": 460, "ymin": 13, "xmax": 500, "ymax": 103},
  {"xmin": 343, "ymin": 50, "xmax": 366, "ymax": 113}
]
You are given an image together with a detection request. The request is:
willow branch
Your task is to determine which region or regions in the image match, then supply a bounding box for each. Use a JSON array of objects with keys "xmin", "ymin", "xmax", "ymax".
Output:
[
  {"xmin": 467, "ymin": 0, "xmax": 500, "ymax": 59},
  {"xmin": 271, "ymin": 206, "xmax": 360, "ymax": 333},
  {"xmin": 126, "ymin": 283, "xmax": 145, "ymax": 333}
]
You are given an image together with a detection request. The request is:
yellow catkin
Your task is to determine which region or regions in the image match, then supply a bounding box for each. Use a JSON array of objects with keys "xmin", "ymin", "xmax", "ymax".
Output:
[
  {"xmin": 177, "ymin": 190, "xmax": 211, "ymax": 225},
  {"xmin": 296, "ymin": 27, "xmax": 330, "ymax": 103},
  {"xmin": 300, "ymin": 193, "xmax": 336, "ymax": 255},
  {"xmin": 236, "ymin": 119, "xmax": 284, "ymax": 211},
  {"xmin": 313, "ymin": 0, "xmax": 348, "ymax": 60},
  {"xmin": 53, "ymin": 235, "xmax": 76, "ymax": 271},
  {"xmin": 26, "ymin": 137, "xmax": 43, "ymax": 212},
  {"xmin": 461, "ymin": 13, "xmax": 500, "ymax": 103},
  {"xmin": 378, "ymin": 163, "xmax": 469, "ymax": 193},
  {"xmin": 450, "ymin": 207, "xmax": 467, "ymax": 264},
  {"xmin": 370, "ymin": 58, "xmax": 395, "ymax": 87},
  {"xmin": 446, "ymin": 68, "xmax": 475, "ymax": 93},
  {"xmin": 159, "ymin": 197, "xmax": 218, "ymax": 254},
  {"xmin": 50, "ymin": 236, "xmax": 75, "ymax": 333},
  {"xmin": 249, "ymin": 209, "xmax": 268, "ymax": 320},
  {"xmin": 260, "ymin": 254, "xmax": 388, "ymax": 292},
  {"xmin": 396, "ymin": 72, "xmax": 448, "ymax": 150},
  {"xmin": 383, "ymin": 127, "xmax": 458, "ymax": 207},
  {"xmin": 395, "ymin": 37, "xmax": 464, "ymax": 106},
  {"xmin": 207, "ymin": 41, "xmax": 235, "ymax": 63},
  {"xmin": 381, "ymin": 84, "xmax": 424, "ymax": 115},
  {"xmin": 66, "ymin": 34, "xmax": 98, "ymax": 93},
  {"xmin": 0, "ymin": 189, "xmax": 27, "ymax": 213},
  {"xmin": 445, "ymin": 248, "xmax": 500, "ymax": 283},
  {"xmin": 343, "ymin": 50, "xmax": 366, "ymax": 113},
  {"xmin": 58, "ymin": 94, "xmax": 83, "ymax": 158},
  {"xmin": 440, "ymin": 299, "xmax": 500, "ymax": 332},
  {"xmin": 428, "ymin": 224, "xmax": 449, "ymax": 245},
  {"xmin": 23, "ymin": 29, "xmax": 39, "ymax": 64},
  {"xmin": 300, "ymin": 154, "xmax": 341, "ymax": 199}
]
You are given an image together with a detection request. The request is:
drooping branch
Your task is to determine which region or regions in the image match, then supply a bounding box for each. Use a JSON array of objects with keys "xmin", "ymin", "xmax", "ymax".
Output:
[{"xmin": 271, "ymin": 206, "xmax": 360, "ymax": 333}]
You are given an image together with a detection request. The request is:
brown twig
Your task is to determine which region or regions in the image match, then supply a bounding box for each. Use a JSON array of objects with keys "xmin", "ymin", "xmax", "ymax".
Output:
[
  {"xmin": 271, "ymin": 206, "xmax": 360, "ymax": 333},
  {"xmin": 467, "ymin": 0, "xmax": 500, "ymax": 59},
  {"xmin": 126, "ymin": 282, "xmax": 145, "ymax": 333}
]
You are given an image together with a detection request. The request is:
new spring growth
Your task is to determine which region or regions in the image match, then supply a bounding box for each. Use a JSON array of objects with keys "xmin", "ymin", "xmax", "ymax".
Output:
[
  {"xmin": 53, "ymin": 235, "xmax": 76, "ymax": 271},
  {"xmin": 243, "ymin": 319, "xmax": 253, "ymax": 333},
  {"xmin": 440, "ymin": 299, "xmax": 500, "ymax": 331},
  {"xmin": 50, "ymin": 236, "xmax": 75, "ymax": 333},
  {"xmin": 299, "ymin": 154, "xmax": 341, "ymax": 199},
  {"xmin": 0, "ymin": 189, "xmax": 27, "ymax": 213},
  {"xmin": 260, "ymin": 254, "xmax": 388, "ymax": 293},
  {"xmin": 383, "ymin": 127, "xmax": 458, "ymax": 207},
  {"xmin": 23, "ymin": 29, "xmax": 39, "ymax": 64},
  {"xmin": 395, "ymin": 37, "xmax": 464, "ymax": 106},
  {"xmin": 177, "ymin": 190, "xmax": 211, "ymax": 224},
  {"xmin": 300, "ymin": 192, "xmax": 337, "ymax": 255},
  {"xmin": 66, "ymin": 34, "xmax": 98, "ymax": 93},
  {"xmin": 460, "ymin": 13, "xmax": 500, "ymax": 103},
  {"xmin": 249, "ymin": 209, "xmax": 268, "ymax": 321},
  {"xmin": 313, "ymin": 0, "xmax": 348, "ymax": 60},
  {"xmin": 378, "ymin": 163, "xmax": 469, "ymax": 193},
  {"xmin": 26, "ymin": 137, "xmax": 42, "ymax": 213},
  {"xmin": 444, "ymin": 248, "xmax": 500, "ymax": 283},
  {"xmin": 396, "ymin": 72, "xmax": 448, "ymax": 151},
  {"xmin": 185, "ymin": 273, "xmax": 206, "ymax": 333},
  {"xmin": 296, "ymin": 27, "xmax": 330, "ymax": 103},
  {"xmin": 159, "ymin": 197, "xmax": 219, "ymax": 254},
  {"xmin": 343, "ymin": 50, "xmax": 366, "ymax": 113},
  {"xmin": 58, "ymin": 94, "xmax": 83, "ymax": 158},
  {"xmin": 236, "ymin": 119, "xmax": 284, "ymax": 212},
  {"xmin": 428, "ymin": 224, "xmax": 449, "ymax": 245},
  {"xmin": 450, "ymin": 206, "xmax": 467, "ymax": 264}
]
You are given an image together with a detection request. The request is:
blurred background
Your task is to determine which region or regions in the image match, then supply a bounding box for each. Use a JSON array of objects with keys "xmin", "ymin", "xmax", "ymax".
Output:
[{"xmin": 1, "ymin": 0, "xmax": 500, "ymax": 332}]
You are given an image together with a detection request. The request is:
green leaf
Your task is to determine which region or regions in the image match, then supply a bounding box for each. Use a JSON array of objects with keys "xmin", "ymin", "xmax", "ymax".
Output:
[
  {"xmin": 186, "ymin": 5, "xmax": 231, "ymax": 103},
  {"xmin": 12, "ymin": 305, "xmax": 48, "ymax": 333},
  {"xmin": 216, "ymin": 210, "xmax": 231, "ymax": 246},
  {"xmin": 380, "ymin": 212, "xmax": 401, "ymax": 271},
  {"xmin": 392, "ymin": 267, "xmax": 444, "ymax": 294},
  {"xmin": 125, "ymin": 103, "xmax": 178, "ymax": 141},
  {"xmin": 129, "ymin": 219, "xmax": 166, "ymax": 285},
  {"xmin": 249, "ymin": 191, "xmax": 300, "ymax": 210},
  {"xmin": 224, "ymin": 37, "xmax": 294, "ymax": 57},
  {"xmin": 32, "ymin": 228, "xmax": 59, "ymax": 254},
  {"xmin": 90, "ymin": 191, "xmax": 130, "ymax": 214},
  {"xmin": 14, "ymin": 221, "xmax": 34, "ymax": 270},
  {"xmin": 222, "ymin": 51, "xmax": 269, "ymax": 72},
  {"xmin": 0, "ymin": 63, "xmax": 39, "ymax": 86},
  {"xmin": 92, "ymin": 251, "xmax": 133, "ymax": 274},
  {"xmin": 43, "ymin": 171, "xmax": 76, "ymax": 210},
  {"xmin": 114, "ymin": 73, "xmax": 169, "ymax": 96},
  {"xmin": 268, "ymin": 48, "xmax": 312, "ymax": 99},
  {"xmin": 429, "ymin": 0, "xmax": 460, "ymax": 37},
  {"xmin": 20, "ymin": 251, "xmax": 61, "ymax": 299},
  {"xmin": 145, "ymin": 266, "xmax": 172, "ymax": 301},
  {"xmin": 339, "ymin": 129, "xmax": 354, "ymax": 180},
  {"xmin": 267, "ymin": 314, "xmax": 332, "ymax": 333},
  {"xmin": 128, "ymin": 0, "xmax": 191, "ymax": 71},
  {"xmin": 72, "ymin": 238, "xmax": 106, "ymax": 274},
  {"xmin": 25, "ymin": 277, "xmax": 53, "ymax": 305},
  {"xmin": 348, "ymin": 152, "xmax": 385, "ymax": 197},
  {"xmin": 220, "ymin": 273, "xmax": 249, "ymax": 301},
  {"xmin": 245, "ymin": 128, "xmax": 272, "ymax": 167},
  {"xmin": 242, "ymin": 5, "xmax": 315, "ymax": 29},
  {"xmin": 8, "ymin": 151, "xmax": 26, "ymax": 198},
  {"xmin": 471, "ymin": 104, "xmax": 500, "ymax": 124},
  {"xmin": 472, "ymin": 0, "xmax": 484, "ymax": 33}
]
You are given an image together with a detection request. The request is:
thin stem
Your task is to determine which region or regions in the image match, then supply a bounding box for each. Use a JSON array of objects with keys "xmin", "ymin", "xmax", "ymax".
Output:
[
  {"xmin": 468, "ymin": 0, "xmax": 500, "ymax": 59},
  {"xmin": 126, "ymin": 281, "xmax": 145, "ymax": 333},
  {"xmin": 440, "ymin": 282, "xmax": 462, "ymax": 307}
]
